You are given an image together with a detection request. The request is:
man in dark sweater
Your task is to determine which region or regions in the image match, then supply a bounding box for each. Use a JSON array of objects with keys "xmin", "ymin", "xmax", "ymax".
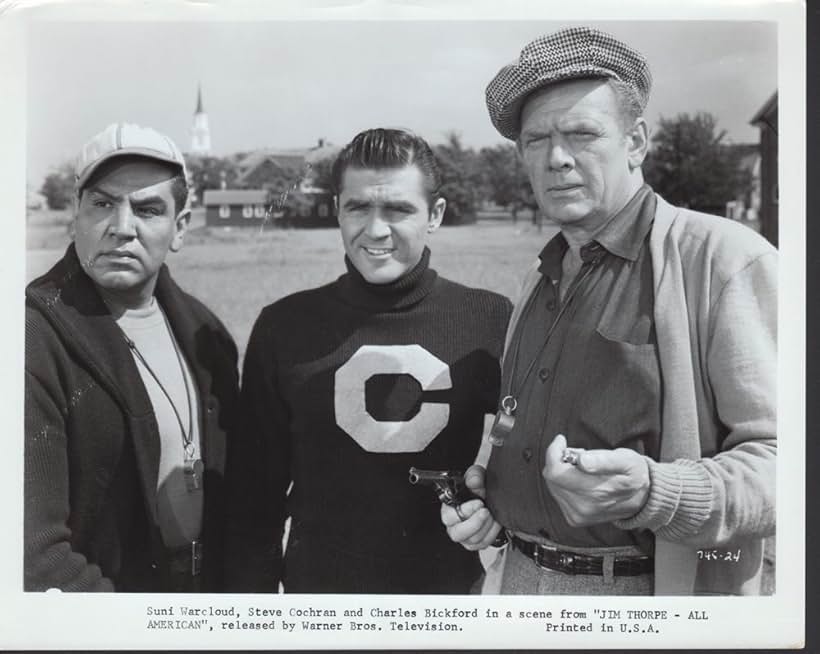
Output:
[
  {"xmin": 226, "ymin": 128, "xmax": 511, "ymax": 593},
  {"xmin": 25, "ymin": 123, "xmax": 239, "ymax": 592}
]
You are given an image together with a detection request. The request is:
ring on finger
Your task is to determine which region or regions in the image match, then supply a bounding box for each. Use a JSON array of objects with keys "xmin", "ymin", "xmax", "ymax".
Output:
[
  {"xmin": 561, "ymin": 448, "xmax": 581, "ymax": 466},
  {"xmin": 455, "ymin": 504, "xmax": 467, "ymax": 521}
]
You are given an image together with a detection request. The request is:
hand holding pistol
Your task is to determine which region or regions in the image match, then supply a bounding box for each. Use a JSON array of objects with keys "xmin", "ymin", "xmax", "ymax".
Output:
[{"xmin": 408, "ymin": 467, "xmax": 475, "ymax": 506}]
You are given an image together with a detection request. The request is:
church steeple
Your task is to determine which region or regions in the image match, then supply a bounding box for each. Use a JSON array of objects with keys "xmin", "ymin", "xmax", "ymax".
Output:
[
  {"xmin": 190, "ymin": 83, "xmax": 211, "ymax": 155},
  {"xmin": 195, "ymin": 84, "xmax": 204, "ymax": 114}
]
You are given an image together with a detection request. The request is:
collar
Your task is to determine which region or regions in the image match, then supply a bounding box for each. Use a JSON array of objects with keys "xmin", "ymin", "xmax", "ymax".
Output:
[
  {"xmin": 537, "ymin": 185, "xmax": 655, "ymax": 277},
  {"xmin": 337, "ymin": 246, "xmax": 438, "ymax": 311},
  {"xmin": 114, "ymin": 296, "xmax": 164, "ymax": 330},
  {"xmin": 537, "ymin": 231, "xmax": 568, "ymax": 281},
  {"xmin": 590, "ymin": 184, "xmax": 656, "ymax": 262}
]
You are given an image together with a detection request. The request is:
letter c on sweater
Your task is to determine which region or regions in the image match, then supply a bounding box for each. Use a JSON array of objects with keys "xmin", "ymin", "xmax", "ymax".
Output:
[{"xmin": 334, "ymin": 344, "xmax": 452, "ymax": 453}]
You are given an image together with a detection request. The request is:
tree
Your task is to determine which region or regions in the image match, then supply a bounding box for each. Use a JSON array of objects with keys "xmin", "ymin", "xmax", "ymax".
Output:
[
  {"xmin": 256, "ymin": 160, "xmax": 310, "ymax": 219},
  {"xmin": 186, "ymin": 156, "xmax": 240, "ymax": 204},
  {"xmin": 39, "ymin": 162, "xmax": 75, "ymax": 210},
  {"xmin": 306, "ymin": 156, "xmax": 335, "ymax": 193},
  {"xmin": 643, "ymin": 112, "xmax": 753, "ymax": 213},
  {"xmin": 434, "ymin": 132, "xmax": 481, "ymax": 224},
  {"xmin": 477, "ymin": 144, "xmax": 538, "ymax": 222}
]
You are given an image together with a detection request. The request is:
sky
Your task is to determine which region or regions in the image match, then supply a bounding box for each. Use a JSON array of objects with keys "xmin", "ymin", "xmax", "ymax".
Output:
[{"xmin": 26, "ymin": 18, "xmax": 777, "ymax": 187}]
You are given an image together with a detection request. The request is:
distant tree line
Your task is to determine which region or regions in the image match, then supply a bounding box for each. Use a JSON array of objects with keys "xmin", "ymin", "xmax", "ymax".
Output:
[
  {"xmin": 643, "ymin": 112, "xmax": 754, "ymax": 214},
  {"xmin": 39, "ymin": 163, "xmax": 75, "ymax": 211},
  {"xmin": 434, "ymin": 132, "xmax": 539, "ymax": 225},
  {"xmin": 39, "ymin": 113, "xmax": 755, "ymax": 222},
  {"xmin": 179, "ymin": 134, "xmax": 532, "ymax": 226}
]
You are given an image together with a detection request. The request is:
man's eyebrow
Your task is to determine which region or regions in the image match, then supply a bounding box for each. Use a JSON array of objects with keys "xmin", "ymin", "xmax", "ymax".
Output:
[
  {"xmin": 341, "ymin": 198, "xmax": 418, "ymax": 212},
  {"xmin": 342, "ymin": 198, "xmax": 372, "ymax": 209},
  {"xmin": 520, "ymin": 126, "xmax": 550, "ymax": 138},
  {"xmin": 382, "ymin": 200, "xmax": 418, "ymax": 212},
  {"xmin": 85, "ymin": 188, "xmax": 167, "ymax": 206},
  {"xmin": 85, "ymin": 187, "xmax": 117, "ymax": 200},
  {"xmin": 130, "ymin": 193, "xmax": 168, "ymax": 206}
]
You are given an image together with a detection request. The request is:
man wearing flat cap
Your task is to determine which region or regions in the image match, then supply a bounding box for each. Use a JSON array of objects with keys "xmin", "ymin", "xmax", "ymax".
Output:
[
  {"xmin": 441, "ymin": 27, "xmax": 776, "ymax": 595},
  {"xmin": 25, "ymin": 123, "xmax": 239, "ymax": 591}
]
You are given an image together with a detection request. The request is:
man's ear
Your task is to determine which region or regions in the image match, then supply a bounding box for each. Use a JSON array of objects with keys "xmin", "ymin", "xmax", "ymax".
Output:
[
  {"xmin": 170, "ymin": 208, "xmax": 190, "ymax": 252},
  {"xmin": 71, "ymin": 189, "xmax": 82, "ymax": 234},
  {"xmin": 626, "ymin": 118, "xmax": 650, "ymax": 170},
  {"xmin": 427, "ymin": 197, "xmax": 446, "ymax": 232},
  {"xmin": 333, "ymin": 195, "xmax": 340, "ymax": 223}
]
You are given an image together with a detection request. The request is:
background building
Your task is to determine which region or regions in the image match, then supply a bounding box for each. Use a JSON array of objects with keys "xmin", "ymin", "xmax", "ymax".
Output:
[
  {"xmin": 202, "ymin": 189, "xmax": 269, "ymax": 226},
  {"xmin": 751, "ymin": 92, "xmax": 778, "ymax": 247}
]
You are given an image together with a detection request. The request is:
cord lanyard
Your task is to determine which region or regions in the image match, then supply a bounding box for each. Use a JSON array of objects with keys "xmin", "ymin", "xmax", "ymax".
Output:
[
  {"xmin": 489, "ymin": 255, "xmax": 602, "ymax": 447},
  {"xmin": 124, "ymin": 314, "xmax": 203, "ymax": 492}
]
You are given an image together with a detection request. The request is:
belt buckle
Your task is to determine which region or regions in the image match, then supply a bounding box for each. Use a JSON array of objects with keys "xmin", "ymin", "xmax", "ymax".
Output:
[
  {"xmin": 559, "ymin": 552, "xmax": 577, "ymax": 575},
  {"xmin": 532, "ymin": 544, "xmax": 545, "ymax": 569},
  {"xmin": 532, "ymin": 543, "xmax": 559, "ymax": 572},
  {"xmin": 191, "ymin": 540, "xmax": 202, "ymax": 577}
]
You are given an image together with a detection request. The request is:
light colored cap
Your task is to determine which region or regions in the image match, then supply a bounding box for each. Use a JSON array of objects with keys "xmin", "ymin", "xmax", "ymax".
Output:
[
  {"xmin": 74, "ymin": 122, "xmax": 188, "ymax": 192},
  {"xmin": 486, "ymin": 27, "xmax": 652, "ymax": 140}
]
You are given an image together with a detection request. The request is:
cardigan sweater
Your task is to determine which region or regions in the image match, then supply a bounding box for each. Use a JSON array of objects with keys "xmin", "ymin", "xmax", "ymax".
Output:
[
  {"xmin": 25, "ymin": 245, "xmax": 240, "ymax": 592},
  {"xmin": 225, "ymin": 249, "xmax": 512, "ymax": 593},
  {"xmin": 499, "ymin": 195, "xmax": 777, "ymax": 595}
]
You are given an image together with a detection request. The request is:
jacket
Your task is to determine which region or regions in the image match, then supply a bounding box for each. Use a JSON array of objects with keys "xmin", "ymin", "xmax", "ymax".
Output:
[
  {"xmin": 25, "ymin": 244, "xmax": 239, "ymax": 592},
  {"xmin": 502, "ymin": 194, "xmax": 777, "ymax": 594}
]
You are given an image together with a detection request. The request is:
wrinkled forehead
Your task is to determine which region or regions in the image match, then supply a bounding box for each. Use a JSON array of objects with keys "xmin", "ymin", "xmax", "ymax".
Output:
[
  {"xmin": 81, "ymin": 155, "xmax": 181, "ymax": 198},
  {"xmin": 520, "ymin": 78, "xmax": 619, "ymax": 126}
]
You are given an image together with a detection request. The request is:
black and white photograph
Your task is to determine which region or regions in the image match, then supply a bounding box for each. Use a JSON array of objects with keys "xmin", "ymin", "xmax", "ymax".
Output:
[{"xmin": 0, "ymin": 0, "xmax": 806, "ymax": 649}]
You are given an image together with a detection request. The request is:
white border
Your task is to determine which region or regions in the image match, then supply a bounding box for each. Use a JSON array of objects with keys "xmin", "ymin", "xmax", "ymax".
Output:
[{"xmin": 0, "ymin": 0, "xmax": 805, "ymax": 650}]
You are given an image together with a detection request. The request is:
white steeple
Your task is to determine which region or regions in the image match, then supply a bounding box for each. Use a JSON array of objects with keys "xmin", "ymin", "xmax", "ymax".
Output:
[{"xmin": 190, "ymin": 84, "xmax": 211, "ymax": 155}]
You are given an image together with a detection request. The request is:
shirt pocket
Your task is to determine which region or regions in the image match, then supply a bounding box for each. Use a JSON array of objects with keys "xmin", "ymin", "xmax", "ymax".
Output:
[{"xmin": 570, "ymin": 327, "xmax": 661, "ymax": 455}]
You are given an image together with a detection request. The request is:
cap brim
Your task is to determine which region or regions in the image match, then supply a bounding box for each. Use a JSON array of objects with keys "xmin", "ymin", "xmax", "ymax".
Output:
[{"xmin": 75, "ymin": 147, "xmax": 185, "ymax": 192}]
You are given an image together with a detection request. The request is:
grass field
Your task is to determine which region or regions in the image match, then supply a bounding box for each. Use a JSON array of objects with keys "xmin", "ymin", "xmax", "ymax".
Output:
[{"xmin": 26, "ymin": 208, "xmax": 558, "ymax": 363}]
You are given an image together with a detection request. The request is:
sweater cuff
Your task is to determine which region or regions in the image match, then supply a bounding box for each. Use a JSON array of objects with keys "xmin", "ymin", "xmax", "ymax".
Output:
[{"xmin": 613, "ymin": 458, "xmax": 713, "ymax": 538}]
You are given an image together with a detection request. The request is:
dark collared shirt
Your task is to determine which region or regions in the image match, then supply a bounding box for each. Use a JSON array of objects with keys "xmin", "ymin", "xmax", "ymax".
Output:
[{"xmin": 486, "ymin": 185, "xmax": 661, "ymax": 551}]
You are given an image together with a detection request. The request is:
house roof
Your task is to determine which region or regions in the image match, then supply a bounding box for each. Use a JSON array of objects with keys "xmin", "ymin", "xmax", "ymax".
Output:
[
  {"xmin": 202, "ymin": 189, "xmax": 268, "ymax": 205},
  {"xmin": 235, "ymin": 141, "xmax": 341, "ymax": 186},
  {"xmin": 750, "ymin": 92, "xmax": 777, "ymax": 126},
  {"xmin": 239, "ymin": 151, "xmax": 303, "ymax": 172}
]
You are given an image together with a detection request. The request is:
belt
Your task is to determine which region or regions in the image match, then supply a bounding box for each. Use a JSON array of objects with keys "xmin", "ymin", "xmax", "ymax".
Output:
[
  {"xmin": 168, "ymin": 540, "xmax": 203, "ymax": 577},
  {"xmin": 510, "ymin": 535, "xmax": 653, "ymax": 577}
]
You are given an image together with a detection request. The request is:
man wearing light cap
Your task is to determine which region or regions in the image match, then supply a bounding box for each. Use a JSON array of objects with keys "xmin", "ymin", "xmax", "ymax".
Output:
[
  {"xmin": 442, "ymin": 27, "xmax": 776, "ymax": 595},
  {"xmin": 25, "ymin": 123, "xmax": 239, "ymax": 591}
]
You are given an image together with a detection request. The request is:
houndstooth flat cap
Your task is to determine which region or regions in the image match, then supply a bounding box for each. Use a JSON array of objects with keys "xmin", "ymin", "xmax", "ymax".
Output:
[{"xmin": 486, "ymin": 27, "xmax": 652, "ymax": 140}]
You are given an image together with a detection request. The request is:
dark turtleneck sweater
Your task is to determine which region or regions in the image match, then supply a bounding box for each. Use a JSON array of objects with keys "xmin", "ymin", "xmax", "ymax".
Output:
[{"xmin": 226, "ymin": 248, "xmax": 511, "ymax": 594}]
